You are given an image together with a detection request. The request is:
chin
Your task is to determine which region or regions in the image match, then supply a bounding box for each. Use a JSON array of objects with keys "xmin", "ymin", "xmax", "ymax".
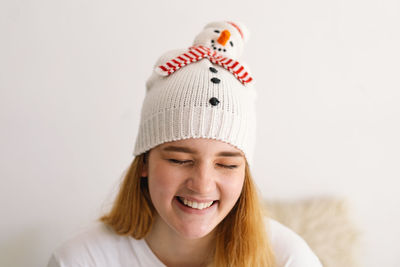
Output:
[{"xmin": 175, "ymin": 223, "xmax": 217, "ymax": 240}]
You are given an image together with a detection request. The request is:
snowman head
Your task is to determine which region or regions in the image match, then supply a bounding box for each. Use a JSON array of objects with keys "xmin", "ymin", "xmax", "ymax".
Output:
[{"xmin": 193, "ymin": 21, "xmax": 249, "ymax": 60}]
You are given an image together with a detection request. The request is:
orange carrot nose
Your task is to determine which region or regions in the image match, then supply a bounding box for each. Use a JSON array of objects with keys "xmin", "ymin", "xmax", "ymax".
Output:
[{"xmin": 217, "ymin": 30, "xmax": 231, "ymax": 46}]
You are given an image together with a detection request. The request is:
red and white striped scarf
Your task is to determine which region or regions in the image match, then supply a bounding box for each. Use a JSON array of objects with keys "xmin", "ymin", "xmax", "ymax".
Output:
[{"xmin": 156, "ymin": 45, "xmax": 253, "ymax": 86}]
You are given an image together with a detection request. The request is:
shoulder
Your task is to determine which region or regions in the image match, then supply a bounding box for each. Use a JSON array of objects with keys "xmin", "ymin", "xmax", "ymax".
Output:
[
  {"xmin": 267, "ymin": 219, "xmax": 323, "ymax": 267},
  {"xmin": 47, "ymin": 223, "xmax": 143, "ymax": 267}
]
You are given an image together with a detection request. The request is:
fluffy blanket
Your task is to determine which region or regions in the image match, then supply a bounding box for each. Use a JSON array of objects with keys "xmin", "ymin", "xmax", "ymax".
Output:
[{"xmin": 265, "ymin": 197, "xmax": 360, "ymax": 267}]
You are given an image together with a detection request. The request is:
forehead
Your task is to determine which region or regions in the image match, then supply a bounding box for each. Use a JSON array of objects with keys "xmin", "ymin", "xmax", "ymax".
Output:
[{"xmin": 155, "ymin": 138, "xmax": 244, "ymax": 156}]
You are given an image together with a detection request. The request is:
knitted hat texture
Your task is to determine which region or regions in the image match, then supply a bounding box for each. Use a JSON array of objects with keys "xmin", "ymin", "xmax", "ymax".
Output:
[{"xmin": 133, "ymin": 21, "xmax": 257, "ymax": 164}]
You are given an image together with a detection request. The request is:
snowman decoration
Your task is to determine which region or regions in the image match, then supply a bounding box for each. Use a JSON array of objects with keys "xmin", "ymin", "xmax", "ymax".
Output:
[
  {"xmin": 135, "ymin": 21, "xmax": 256, "ymax": 158},
  {"xmin": 147, "ymin": 21, "xmax": 253, "ymax": 92}
]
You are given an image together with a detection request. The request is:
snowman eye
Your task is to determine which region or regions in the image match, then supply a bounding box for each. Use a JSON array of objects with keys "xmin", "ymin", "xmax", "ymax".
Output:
[
  {"xmin": 214, "ymin": 30, "xmax": 220, "ymax": 33},
  {"xmin": 230, "ymin": 41, "xmax": 234, "ymax": 47}
]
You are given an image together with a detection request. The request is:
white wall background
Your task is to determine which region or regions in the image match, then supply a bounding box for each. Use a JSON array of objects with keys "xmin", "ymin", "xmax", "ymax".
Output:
[{"xmin": 1, "ymin": 0, "xmax": 399, "ymax": 266}]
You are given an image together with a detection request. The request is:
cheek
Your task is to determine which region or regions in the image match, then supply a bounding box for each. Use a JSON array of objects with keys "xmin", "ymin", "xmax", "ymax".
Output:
[
  {"xmin": 147, "ymin": 162, "xmax": 182, "ymax": 199},
  {"xmin": 220, "ymin": 172, "xmax": 245, "ymax": 201}
]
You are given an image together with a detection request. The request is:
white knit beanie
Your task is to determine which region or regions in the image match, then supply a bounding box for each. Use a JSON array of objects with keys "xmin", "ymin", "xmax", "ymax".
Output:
[{"xmin": 134, "ymin": 21, "xmax": 257, "ymax": 164}]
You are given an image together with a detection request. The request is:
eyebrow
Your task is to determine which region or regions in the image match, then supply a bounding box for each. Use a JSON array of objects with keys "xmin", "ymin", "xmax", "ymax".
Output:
[{"xmin": 162, "ymin": 146, "xmax": 243, "ymax": 157}]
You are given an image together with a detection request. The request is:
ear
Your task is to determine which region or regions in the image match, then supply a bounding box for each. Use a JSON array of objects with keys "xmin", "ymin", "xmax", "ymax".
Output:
[
  {"xmin": 141, "ymin": 159, "xmax": 148, "ymax": 177},
  {"xmin": 141, "ymin": 153, "xmax": 149, "ymax": 177}
]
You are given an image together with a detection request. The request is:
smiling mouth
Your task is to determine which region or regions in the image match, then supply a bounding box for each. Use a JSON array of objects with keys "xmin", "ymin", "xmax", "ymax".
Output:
[{"xmin": 176, "ymin": 196, "xmax": 217, "ymax": 210}]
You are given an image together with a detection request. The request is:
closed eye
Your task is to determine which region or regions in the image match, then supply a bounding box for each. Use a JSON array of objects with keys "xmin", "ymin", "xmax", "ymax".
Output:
[
  {"xmin": 214, "ymin": 30, "xmax": 220, "ymax": 33},
  {"xmin": 230, "ymin": 41, "xmax": 234, "ymax": 47},
  {"xmin": 168, "ymin": 159, "xmax": 192, "ymax": 165},
  {"xmin": 217, "ymin": 163, "xmax": 238, "ymax": 169}
]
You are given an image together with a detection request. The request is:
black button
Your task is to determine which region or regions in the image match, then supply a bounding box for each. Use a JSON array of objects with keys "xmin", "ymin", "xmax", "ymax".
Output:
[
  {"xmin": 209, "ymin": 67, "xmax": 218, "ymax": 73},
  {"xmin": 211, "ymin": 77, "xmax": 220, "ymax": 84},
  {"xmin": 209, "ymin": 97, "xmax": 220, "ymax": 106}
]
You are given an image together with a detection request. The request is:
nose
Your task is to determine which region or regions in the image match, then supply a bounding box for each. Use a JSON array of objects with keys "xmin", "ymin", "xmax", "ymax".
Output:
[
  {"xmin": 186, "ymin": 162, "xmax": 216, "ymax": 194},
  {"xmin": 217, "ymin": 30, "xmax": 231, "ymax": 46}
]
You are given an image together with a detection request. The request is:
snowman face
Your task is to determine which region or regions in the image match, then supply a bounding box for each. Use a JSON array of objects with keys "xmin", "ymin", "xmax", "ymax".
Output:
[
  {"xmin": 210, "ymin": 29, "xmax": 234, "ymax": 53},
  {"xmin": 193, "ymin": 25, "xmax": 244, "ymax": 60}
]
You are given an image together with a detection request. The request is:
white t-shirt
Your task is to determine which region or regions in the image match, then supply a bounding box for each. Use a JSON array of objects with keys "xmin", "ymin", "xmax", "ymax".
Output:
[{"xmin": 47, "ymin": 219, "xmax": 322, "ymax": 267}]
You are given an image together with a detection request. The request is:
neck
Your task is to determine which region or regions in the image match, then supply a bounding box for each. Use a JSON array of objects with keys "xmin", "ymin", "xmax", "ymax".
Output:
[{"xmin": 145, "ymin": 216, "xmax": 215, "ymax": 267}]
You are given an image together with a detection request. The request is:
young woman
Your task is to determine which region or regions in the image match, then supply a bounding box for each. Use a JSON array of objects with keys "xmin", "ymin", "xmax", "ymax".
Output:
[{"xmin": 48, "ymin": 21, "xmax": 322, "ymax": 267}]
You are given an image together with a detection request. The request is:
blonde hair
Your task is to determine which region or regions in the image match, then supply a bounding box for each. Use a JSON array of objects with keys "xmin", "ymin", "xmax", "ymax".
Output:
[{"xmin": 101, "ymin": 154, "xmax": 275, "ymax": 267}]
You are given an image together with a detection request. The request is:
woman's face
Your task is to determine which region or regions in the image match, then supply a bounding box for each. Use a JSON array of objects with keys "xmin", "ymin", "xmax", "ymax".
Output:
[{"xmin": 142, "ymin": 138, "xmax": 246, "ymax": 240}]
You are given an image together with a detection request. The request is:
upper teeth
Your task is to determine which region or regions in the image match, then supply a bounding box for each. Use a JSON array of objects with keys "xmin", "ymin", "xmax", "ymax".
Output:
[{"xmin": 179, "ymin": 197, "xmax": 214, "ymax": 210}]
